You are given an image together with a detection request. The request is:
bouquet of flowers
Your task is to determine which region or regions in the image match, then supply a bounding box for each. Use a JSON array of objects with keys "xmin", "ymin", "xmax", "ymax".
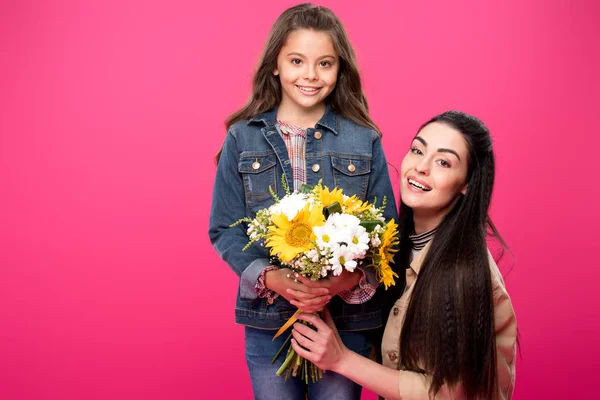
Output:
[{"xmin": 232, "ymin": 177, "xmax": 399, "ymax": 382}]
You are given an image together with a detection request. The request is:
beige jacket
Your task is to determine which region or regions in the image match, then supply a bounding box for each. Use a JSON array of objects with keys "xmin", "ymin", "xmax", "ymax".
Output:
[{"xmin": 381, "ymin": 242, "xmax": 517, "ymax": 399}]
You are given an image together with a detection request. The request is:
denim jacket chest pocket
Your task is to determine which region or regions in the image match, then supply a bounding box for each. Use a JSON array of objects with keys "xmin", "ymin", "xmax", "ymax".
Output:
[
  {"xmin": 238, "ymin": 151, "xmax": 278, "ymax": 215},
  {"xmin": 331, "ymin": 155, "xmax": 371, "ymax": 200}
]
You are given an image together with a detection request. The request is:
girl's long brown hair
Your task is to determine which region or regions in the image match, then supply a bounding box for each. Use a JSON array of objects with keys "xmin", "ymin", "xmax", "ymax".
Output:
[{"xmin": 216, "ymin": 3, "xmax": 380, "ymax": 163}]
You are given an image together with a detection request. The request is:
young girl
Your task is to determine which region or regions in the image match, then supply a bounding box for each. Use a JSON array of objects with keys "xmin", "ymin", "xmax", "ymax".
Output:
[
  {"xmin": 208, "ymin": 4, "xmax": 398, "ymax": 400},
  {"xmin": 289, "ymin": 111, "xmax": 518, "ymax": 399}
]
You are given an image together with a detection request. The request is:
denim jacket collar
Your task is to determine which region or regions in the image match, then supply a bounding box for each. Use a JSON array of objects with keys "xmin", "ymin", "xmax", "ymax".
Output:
[{"xmin": 248, "ymin": 104, "xmax": 339, "ymax": 135}]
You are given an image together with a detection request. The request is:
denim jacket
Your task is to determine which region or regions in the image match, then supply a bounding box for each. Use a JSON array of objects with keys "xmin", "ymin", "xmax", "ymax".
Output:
[{"xmin": 209, "ymin": 106, "xmax": 398, "ymax": 331}]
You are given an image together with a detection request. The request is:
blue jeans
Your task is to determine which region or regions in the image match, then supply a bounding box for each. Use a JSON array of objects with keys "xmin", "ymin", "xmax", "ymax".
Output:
[{"xmin": 245, "ymin": 326, "xmax": 373, "ymax": 400}]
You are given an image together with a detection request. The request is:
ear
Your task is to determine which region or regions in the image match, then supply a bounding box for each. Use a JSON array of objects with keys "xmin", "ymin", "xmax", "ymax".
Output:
[
  {"xmin": 273, "ymin": 68, "xmax": 279, "ymax": 76},
  {"xmin": 460, "ymin": 184, "xmax": 468, "ymax": 195}
]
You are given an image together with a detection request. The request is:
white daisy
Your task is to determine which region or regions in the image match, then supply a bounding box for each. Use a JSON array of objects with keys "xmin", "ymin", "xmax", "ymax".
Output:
[
  {"xmin": 269, "ymin": 192, "xmax": 309, "ymax": 221},
  {"xmin": 329, "ymin": 244, "xmax": 359, "ymax": 275}
]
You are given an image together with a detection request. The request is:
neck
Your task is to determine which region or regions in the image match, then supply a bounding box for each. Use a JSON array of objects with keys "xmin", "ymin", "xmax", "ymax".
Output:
[
  {"xmin": 412, "ymin": 213, "xmax": 443, "ymax": 235},
  {"xmin": 412, "ymin": 195, "xmax": 463, "ymax": 234},
  {"xmin": 277, "ymin": 99, "xmax": 326, "ymax": 129}
]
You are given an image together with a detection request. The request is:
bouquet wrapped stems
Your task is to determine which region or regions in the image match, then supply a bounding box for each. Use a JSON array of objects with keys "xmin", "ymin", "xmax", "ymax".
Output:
[{"xmin": 272, "ymin": 312, "xmax": 324, "ymax": 383}]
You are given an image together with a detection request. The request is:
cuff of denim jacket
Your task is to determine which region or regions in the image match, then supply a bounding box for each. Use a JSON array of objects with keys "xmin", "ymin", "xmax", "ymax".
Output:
[{"xmin": 239, "ymin": 258, "xmax": 271, "ymax": 300}]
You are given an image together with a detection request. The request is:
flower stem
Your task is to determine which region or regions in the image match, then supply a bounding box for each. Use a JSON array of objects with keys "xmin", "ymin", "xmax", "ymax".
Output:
[
  {"xmin": 292, "ymin": 349, "xmax": 303, "ymax": 377},
  {"xmin": 271, "ymin": 331, "xmax": 293, "ymax": 364},
  {"xmin": 276, "ymin": 347, "xmax": 296, "ymax": 377},
  {"xmin": 305, "ymin": 361, "xmax": 310, "ymax": 384}
]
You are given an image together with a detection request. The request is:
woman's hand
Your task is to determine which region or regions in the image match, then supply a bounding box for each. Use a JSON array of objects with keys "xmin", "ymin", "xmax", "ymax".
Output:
[
  {"xmin": 265, "ymin": 268, "xmax": 331, "ymax": 313},
  {"xmin": 290, "ymin": 308, "xmax": 349, "ymax": 372}
]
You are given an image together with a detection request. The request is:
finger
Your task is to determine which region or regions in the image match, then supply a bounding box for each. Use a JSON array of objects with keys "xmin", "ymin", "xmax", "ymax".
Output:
[
  {"xmin": 295, "ymin": 282, "xmax": 330, "ymax": 296},
  {"xmin": 290, "ymin": 296, "xmax": 330, "ymax": 310},
  {"xmin": 295, "ymin": 312, "xmax": 330, "ymax": 332},
  {"xmin": 292, "ymin": 323, "xmax": 320, "ymax": 342},
  {"xmin": 301, "ymin": 295, "xmax": 331, "ymax": 306},
  {"xmin": 290, "ymin": 299, "xmax": 328, "ymax": 313},
  {"xmin": 291, "ymin": 338, "xmax": 317, "ymax": 364},
  {"xmin": 291, "ymin": 328, "xmax": 319, "ymax": 353},
  {"xmin": 295, "ymin": 274, "xmax": 327, "ymax": 289},
  {"xmin": 287, "ymin": 288, "xmax": 329, "ymax": 299}
]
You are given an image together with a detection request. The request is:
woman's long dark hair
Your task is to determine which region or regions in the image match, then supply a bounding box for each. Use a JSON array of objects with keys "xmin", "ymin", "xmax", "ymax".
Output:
[
  {"xmin": 392, "ymin": 111, "xmax": 507, "ymax": 399},
  {"xmin": 216, "ymin": 3, "xmax": 380, "ymax": 163}
]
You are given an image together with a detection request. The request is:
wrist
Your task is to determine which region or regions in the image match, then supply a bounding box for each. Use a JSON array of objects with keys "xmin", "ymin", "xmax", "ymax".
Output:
[
  {"xmin": 264, "ymin": 269, "xmax": 277, "ymax": 291},
  {"xmin": 342, "ymin": 271, "xmax": 361, "ymax": 291},
  {"xmin": 333, "ymin": 346, "xmax": 353, "ymax": 374},
  {"xmin": 351, "ymin": 271, "xmax": 362, "ymax": 287},
  {"xmin": 265, "ymin": 268, "xmax": 289, "ymax": 294}
]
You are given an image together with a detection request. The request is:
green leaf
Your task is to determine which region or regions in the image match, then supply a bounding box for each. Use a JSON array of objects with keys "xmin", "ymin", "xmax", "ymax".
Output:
[
  {"xmin": 360, "ymin": 220, "xmax": 385, "ymax": 232},
  {"xmin": 323, "ymin": 201, "xmax": 342, "ymax": 219},
  {"xmin": 300, "ymin": 184, "xmax": 314, "ymax": 194}
]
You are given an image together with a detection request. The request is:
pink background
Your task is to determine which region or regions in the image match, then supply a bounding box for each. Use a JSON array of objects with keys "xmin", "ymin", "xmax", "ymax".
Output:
[{"xmin": 1, "ymin": 0, "xmax": 599, "ymax": 399}]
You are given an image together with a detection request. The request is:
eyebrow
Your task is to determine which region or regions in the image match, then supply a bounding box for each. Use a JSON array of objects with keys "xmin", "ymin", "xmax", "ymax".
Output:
[
  {"xmin": 413, "ymin": 136, "xmax": 461, "ymax": 161},
  {"xmin": 286, "ymin": 52, "xmax": 337, "ymax": 60}
]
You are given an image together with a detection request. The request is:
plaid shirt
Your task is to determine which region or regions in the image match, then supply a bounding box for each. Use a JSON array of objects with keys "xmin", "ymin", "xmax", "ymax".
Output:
[{"xmin": 254, "ymin": 121, "xmax": 376, "ymax": 305}]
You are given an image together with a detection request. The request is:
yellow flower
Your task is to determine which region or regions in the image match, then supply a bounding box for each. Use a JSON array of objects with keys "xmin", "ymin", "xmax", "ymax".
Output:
[
  {"xmin": 342, "ymin": 195, "xmax": 371, "ymax": 214},
  {"xmin": 380, "ymin": 264, "xmax": 399, "ymax": 290},
  {"xmin": 316, "ymin": 184, "xmax": 344, "ymax": 208},
  {"xmin": 377, "ymin": 219, "xmax": 400, "ymax": 289},
  {"xmin": 266, "ymin": 203, "xmax": 325, "ymax": 263},
  {"xmin": 315, "ymin": 183, "xmax": 371, "ymax": 214}
]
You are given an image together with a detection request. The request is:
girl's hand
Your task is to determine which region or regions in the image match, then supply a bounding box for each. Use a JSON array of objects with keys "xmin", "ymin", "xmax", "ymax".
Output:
[
  {"xmin": 265, "ymin": 268, "xmax": 331, "ymax": 313},
  {"xmin": 290, "ymin": 308, "xmax": 348, "ymax": 372},
  {"xmin": 315, "ymin": 269, "xmax": 362, "ymax": 297}
]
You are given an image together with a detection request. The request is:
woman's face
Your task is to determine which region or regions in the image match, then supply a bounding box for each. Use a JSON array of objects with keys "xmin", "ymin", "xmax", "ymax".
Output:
[{"xmin": 400, "ymin": 122, "xmax": 470, "ymax": 219}]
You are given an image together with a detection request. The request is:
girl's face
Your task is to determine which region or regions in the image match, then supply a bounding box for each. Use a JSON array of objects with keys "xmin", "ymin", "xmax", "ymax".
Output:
[
  {"xmin": 400, "ymin": 122, "xmax": 470, "ymax": 220},
  {"xmin": 274, "ymin": 29, "xmax": 339, "ymax": 115}
]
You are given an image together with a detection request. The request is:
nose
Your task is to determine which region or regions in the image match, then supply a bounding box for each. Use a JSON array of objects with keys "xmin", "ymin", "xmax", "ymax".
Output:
[
  {"xmin": 415, "ymin": 157, "xmax": 430, "ymax": 175},
  {"xmin": 304, "ymin": 65, "xmax": 318, "ymax": 81}
]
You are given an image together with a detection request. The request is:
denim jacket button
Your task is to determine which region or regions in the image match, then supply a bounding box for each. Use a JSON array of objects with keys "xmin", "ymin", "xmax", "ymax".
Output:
[
  {"xmin": 314, "ymin": 131, "xmax": 322, "ymax": 139},
  {"xmin": 252, "ymin": 159, "xmax": 260, "ymax": 170},
  {"xmin": 348, "ymin": 161, "xmax": 356, "ymax": 172},
  {"xmin": 312, "ymin": 163, "xmax": 320, "ymax": 172}
]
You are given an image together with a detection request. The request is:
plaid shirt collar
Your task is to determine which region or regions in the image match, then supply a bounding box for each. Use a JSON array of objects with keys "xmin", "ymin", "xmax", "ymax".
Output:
[
  {"xmin": 248, "ymin": 104, "xmax": 339, "ymax": 135},
  {"xmin": 277, "ymin": 120, "xmax": 307, "ymax": 138}
]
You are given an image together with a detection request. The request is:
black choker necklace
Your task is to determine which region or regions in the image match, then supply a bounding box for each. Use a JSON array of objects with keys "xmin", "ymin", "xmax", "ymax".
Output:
[{"xmin": 409, "ymin": 229, "xmax": 436, "ymax": 251}]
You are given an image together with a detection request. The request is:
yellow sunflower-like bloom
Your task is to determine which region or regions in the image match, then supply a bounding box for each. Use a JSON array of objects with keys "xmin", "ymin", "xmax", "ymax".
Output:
[
  {"xmin": 342, "ymin": 195, "xmax": 371, "ymax": 214},
  {"xmin": 316, "ymin": 184, "xmax": 344, "ymax": 208},
  {"xmin": 266, "ymin": 203, "xmax": 326, "ymax": 263},
  {"xmin": 380, "ymin": 264, "xmax": 399, "ymax": 290},
  {"xmin": 378, "ymin": 219, "xmax": 400, "ymax": 289},
  {"xmin": 316, "ymin": 184, "xmax": 371, "ymax": 214}
]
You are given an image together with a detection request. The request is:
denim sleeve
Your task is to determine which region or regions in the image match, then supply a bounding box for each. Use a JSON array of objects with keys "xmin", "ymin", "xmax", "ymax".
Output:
[
  {"xmin": 368, "ymin": 132, "xmax": 399, "ymax": 224},
  {"xmin": 208, "ymin": 129, "xmax": 270, "ymax": 300}
]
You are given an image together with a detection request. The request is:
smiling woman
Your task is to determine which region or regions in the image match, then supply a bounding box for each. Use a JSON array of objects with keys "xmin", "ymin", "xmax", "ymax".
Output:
[
  {"xmin": 289, "ymin": 111, "xmax": 517, "ymax": 400},
  {"xmin": 401, "ymin": 122, "xmax": 470, "ymax": 234}
]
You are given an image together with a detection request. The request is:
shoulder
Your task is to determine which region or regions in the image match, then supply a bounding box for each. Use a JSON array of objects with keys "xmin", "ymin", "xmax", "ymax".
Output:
[
  {"xmin": 486, "ymin": 249, "xmax": 505, "ymax": 289},
  {"xmin": 486, "ymin": 249, "xmax": 515, "ymax": 318},
  {"xmin": 487, "ymin": 250, "xmax": 507, "ymax": 299},
  {"xmin": 228, "ymin": 119, "xmax": 263, "ymax": 137},
  {"xmin": 336, "ymin": 114, "xmax": 379, "ymax": 141}
]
